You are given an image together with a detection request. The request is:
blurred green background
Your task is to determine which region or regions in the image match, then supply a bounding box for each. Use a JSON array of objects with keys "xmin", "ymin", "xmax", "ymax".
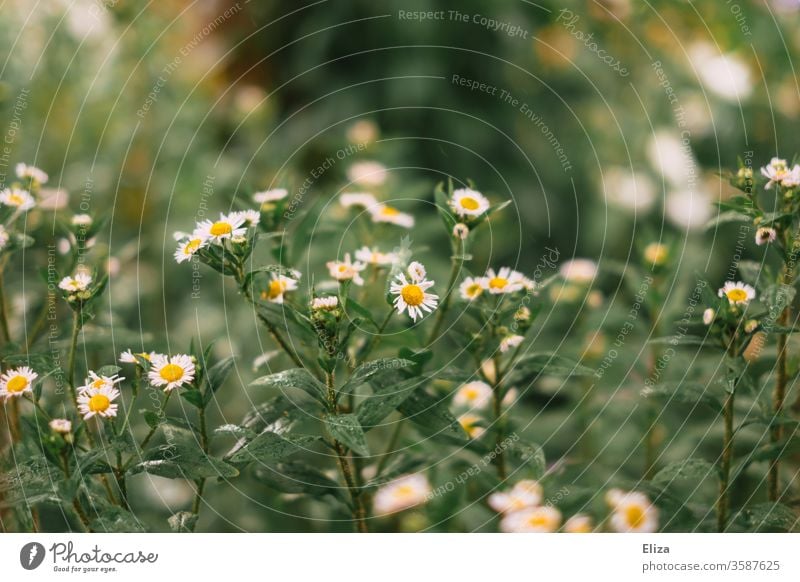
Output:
[{"xmin": 1, "ymin": 0, "xmax": 799, "ymax": 531}]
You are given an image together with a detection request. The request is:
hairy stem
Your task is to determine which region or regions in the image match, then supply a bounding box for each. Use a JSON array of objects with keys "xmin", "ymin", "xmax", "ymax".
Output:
[
  {"xmin": 770, "ymin": 263, "xmax": 794, "ymax": 501},
  {"xmin": 0, "ymin": 264, "xmax": 11, "ymax": 342},
  {"xmin": 491, "ymin": 354, "xmax": 507, "ymax": 480},
  {"xmin": 717, "ymin": 390, "xmax": 735, "ymax": 532},
  {"xmin": 426, "ymin": 241, "xmax": 464, "ymax": 345}
]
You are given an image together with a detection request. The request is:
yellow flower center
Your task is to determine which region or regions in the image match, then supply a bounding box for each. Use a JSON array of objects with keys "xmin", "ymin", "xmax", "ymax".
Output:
[
  {"xmin": 136, "ymin": 352, "xmax": 151, "ymax": 361},
  {"xmin": 159, "ymin": 363, "xmax": 184, "ymax": 383},
  {"xmin": 464, "ymin": 388, "xmax": 478, "ymax": 400},
  {"xmin": 88, "ymin": 394, "xmax": 110, "ymax": 412},
  {"xmin": 9, "ymin": 193, "xmax": 24, "ymax": 205},
  {"xmin": 338, "ymin": 265, "xmax": 348, "ymax": 273},
  {"xmin": 268, "ymin": 279, "xmax": 286, "ymax": 299},
  {"xmin": 185, "ymin": 238, "xmax": 202, "ymax": 254},
  {"xmin": 489, "ymin": 277, "xmax": 508, "ymax": 290},
  {"xmin": 467, "ymin": 283, "xmax": 482, "ymax": 297},
  {"xmin": 460, "ymin": 196, "xmax": 480, "ymax": 211},
  {"xmin": 210, "ymin": 221, "xmax": 232, "ymax": 236},
  {"xmin": 625, "ymin": 505, "xmax": 646, "ymax": 528},
  {"xmin": 401, "ymin": 284, "xmax": 424, "ymax": 306},
  {"xmin": 726, "ymin": 289, "xmax": 748, "ymax": 302},
  {"xmin": 382, "ymin": 206, "xmax": 400, "ymax": 216},
  {"xmin": 394, "ymin": 485, "xmax": 414, "ymax": 499},
  {"xmin": 527, "ymin": 514, "xmax": 550, "ymax": 528},
  {"xmin": 7, "ymin": 375, "xmax": 29, "ymax": 393},
  {"xmin": 92, "ymin": 378, "xmax": 106, "ymax": 389}
]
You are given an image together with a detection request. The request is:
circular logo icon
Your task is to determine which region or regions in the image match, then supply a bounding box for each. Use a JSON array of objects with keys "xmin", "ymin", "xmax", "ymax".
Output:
[{"xmin": 20, "ymin": 542, "xmax": 46, "ymax": 570}]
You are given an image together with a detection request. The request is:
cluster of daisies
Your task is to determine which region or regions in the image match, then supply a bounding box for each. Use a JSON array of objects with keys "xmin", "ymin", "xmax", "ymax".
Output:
[
  {"xmin": 173, "ymin": 188, "xmax": 289, "ymax": 264},
  {"xmin": 0, "ymin": 163, "xmax": 47, "ymax": 214},
  {"xmin": 452, "ymin": 380, "xmax": 517, "ymax": 439}
]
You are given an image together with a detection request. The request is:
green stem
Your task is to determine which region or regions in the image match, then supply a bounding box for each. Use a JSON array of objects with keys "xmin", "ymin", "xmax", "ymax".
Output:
[
  {"xmin": 718, "ymin": 391, "xmax": 735, "ymax": 532},
  {"xmin": 426, "ymin": 242, "xmax": 464, "ymax": 345},
  {"xmin": 491, "ymin": 353, "xmax": 507, "ymax": 480},
  {"xmin": 325, "ymin": 371, "xmax": 368, "ymax": 533},
  {"xmin": 374, "ymin": 421, "xmax": 404, "ymax": 476},
  {"xmin": 0, "ymin": 267, "xmax": 11, "ymax": 342},
  {"xmin": 770, "ymin": 262, "xmax": 793, "ymax": 501},
  {"xmin": 121, "ymin": 389, "xmax": 173, "ymax": 473},
  {"xmin": 190, "ymin": 405, "xmax": 209, "ymax": 531},
  {"xmin": 241, "ymin": 278, "xmax": 304, "ymax": 368},
  {"xmin": 67, "ymin": 309, "xmax": 81, "ymax": 407}
]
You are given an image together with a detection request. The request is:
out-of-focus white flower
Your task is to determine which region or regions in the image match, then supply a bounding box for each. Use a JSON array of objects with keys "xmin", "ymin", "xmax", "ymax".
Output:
[
  {"xmin": 690, "ymin": 43, "xmax": 752, "ymax": 103},
  {"xmin": 483, "ymin": 267, "xmax": 525, "ymax": 294},
  {"xmin": 500, "ymin": 335, "xmax": 525, "ymax": 353},
  {"xmin": 760, "ymin": 158, "xmax": 800, "ymax": 190},
  {"xmin": 373, "ymin": 474, "xmax": 431, "ymax": 514},
  {"xmin": 559, "ymin": 259, "xmax": 597, "ymax": 283},
  {"xmin": 489, "ymin": 480, "xmax": 544, "ymax": 514},
  {"xmin": 610, "ymin": 492, "xmax": 659, "ymax": 533},
  {"xmin": 0, "ymin": 187, "xmax": 36, "ymax": 211},
  {"xmin": 49, "ymin": 418, "xmax": 73, "ymax": 434},
  {"xmin": 347, "ymin": 120, "xmax": 379, "ymax": 144},
  {"xmin": 457, "ymin": 413, "xmax": 485, "ymax": 438},
  {"xmin": 311, "ymin": 296, "xmax": 339, "ymax": 311},
  {"xmin": 355, "ymin": 246, "xmax": 397, "ymax": 266},
  {"xmin": 347, "ymin": 161, "xmax": 388, "ymax": 187},
  {"xmin": 369, "ymin": 204, "xmax": 415, "ymax": 228},
  {"xmin": 253, "ymin": 189, "xmax": 288, "ymax": 204},
  {"xmin": 59, "ymin": 273, "xmax": 92, "ymax": 292},
  {"xmin": 174, "ymin": 235, "xmax": 208, "ymax": 264},
  {"xmin": 500, "ymin": 506, "xmax": 562, "ymax": 533},
  {"xmin": 564, "ymin": 514, "xmax": 593, "ymax": 533},
  {"xmin": 453, "ymin": 381, "xmax": 493, "ymax": 409},
  {"xmin": 646, "ymin": 130, "xmax": 698, "ymax": 190},
  {"xmin": 71, "ymin": 214, "xmax": 93, "ymax": 227},
  {"xmin": 327, "ymin": 253, "xmax": 366, "ymax": 286},
  {"xmin": 0, "ymin": 225, "xmax": 9, "ymax": 250},
  {"xmin": 665, "ymin": 189, "xmax": 712, "ymax": 230},
  {"xmin": 15, "ymin": 163, "xmax": 48, "ymax": 184},
  {"xmin": 600, "ymin": 166, "xmax": 656, "ymax": 212},
  {"xmin": 233, "ymin": 209, "xmax": 261, "ymax": 227},
  {"xmin": 703, "ymin": 308, "xmax": 715, "ymax": 325},
  {"xmin": 38, "ymin": 188, "xmax": 69, "ymax": 210},
  {"xmin": 459, "ymin": 276, "xmax": 485, "ymax": 301},
  {"xmin": 755, "ymin": 227, "xmax": 777, "ymax": 245},
  {"xmin": 340, "ymin": 192, "xmax": 379, "ymax": 209}
]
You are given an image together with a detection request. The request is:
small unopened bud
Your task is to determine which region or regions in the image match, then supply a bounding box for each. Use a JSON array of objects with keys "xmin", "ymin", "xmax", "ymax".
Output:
[
  {"xmin": 481, "ymin": 359, "xmax": 497, "ymax": 385},
  {"xmin": 744, "ymin": 319, "xmax": 759, "ymax": 334},
  {"xmin": 49, "ymin": 418, "xmax": 72, "ymax": 434},
  {"xmin": 453, "ymin": 223, "xmax": 469, "ymax": 240},
  {"xmin": 703, "ymin": 308, "xmax": 715, "ymax": 325},
  {"xmin": 755, "ymin": 227, "xmax": 777, "ymax": 246}
]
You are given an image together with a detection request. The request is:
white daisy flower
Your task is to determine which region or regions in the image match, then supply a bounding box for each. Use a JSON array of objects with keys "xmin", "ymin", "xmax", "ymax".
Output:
[
  {"xmin": 453, "ymin": 223, "xmax": 470, "ymax": 240},
  {"xmin": 453, "ymin": 381, "xmax": 493, "ymax": 409},
  {"xmin": 369, "ymin": 204, "xmax": 415, "ymax": 228},
  {"xmin": 500, "ymin": 334, "xmax": 525, "ymax": 353},
  {"xmin": 459, "ymin": 276, "xmax": 485, "ymax": 301},
  {"xmin": 373, "ymin": 474, "xmax": 431, "ymax": 514},
  {"xmin": 0, "ymin": 187, "xmax": 36, "ymax": 211},
  {"xmin": 327, "ymin": 253, "xmax": 366, "ymax": 286},
  {"xmin": 718, "ymin": 281, "xmax": 756, "ymax": 305},
  {"xmin": 253, "ymin": 188, "xmax": 288, "ymax": 204},
  {"xmin": 49, "ymin": 418, "xmax": 73, "ymax": 434},
  {"xmin": 71, "ymin": 214, "xmax": 93, "ymax": 227},
  {"xmin": 174, "ymin": 235, "xmax": 208, "ymax": 264},
  {"xmin": 77, "ymin": 384, "xmax": 120, "ymax": 420},
  {"xmin": 58, "ymin": 273, "xmax": 92, "ymax": 293},
  {"xmin": 500, "ymin": 506, "xmax": 562, "ymax": 533},
  {"xmin": 15, "ymin": 163, "xmax": 48, "ymax": 184},
  {"xmin": 450, "ymin": 188, "xmax": 490, "ymax": 218},
  {"xmin": 458, "ymin": 413, "xmax": 485, "ymax": 439},
  {"xmin": 78, "ymin": 370, "xmax": 125, "ymax": 394},
  {"xmin": 311, "ymin": 296, "xmax": 339, "ymax": 311},
  {"xmin": 644, "ymin": 243, "xmax": 669, "ymax": 266},
  {"xmin": 233, "ymin": 209, "xmax": 261, "ymax": 227},
  {"xmin": 148, "ymin": 354, "xmax": 196, "ymax": 392},
  {"xmin": 262, "ymin": 272, "xmax": 298, "ymax": 304},
  {"xmin": 390, "ymin": 271, "xmax": 439, "ymax": 321},
  {"xmin": 0, "ymin": 225, "xmax": 9, "ymax": 250},
  {"xmin": 119, "ymin": 350, "xmax": 155, "ymax": 364},
  {"xmin": 703, "ymin": 308, "xmax": 715, "ymax": 325},
  {"xmin": 761, "ymin": 157, "xmax": 800, "ymax": 189},
  {"xmin": 340, "ymin": 192, "xmax": 379, "ymax": 209},
  {"xmin": 0, "ymin": 367, "xmax": 38, "ymax": 400},
  {"xmin": 483, "ymin": 267, "xmax": 525, "ymax": 294},
  {"xmin": 559, "ymin": 259, "xmax": 598, "ymax": 283},
  {"xmin": 563, "ymin": 514, "xmax": 593, "ymax": 533},
  {"xmin": 605, "ymin": 488, "xmax": 627, "ymax": 508},
  {"xmin": 610, "ymin": 492, "xmax": 659, "ymax": 533},
  {"xmin": 755, "ymin": 227, "xmax": 777, "ymax": 246},
  {"xmin": 194, "ymin": 213, "xmax": 247, "ymax": 244},
  {"xmin": 347, "ymin": 161, "xmax": 388, "ymax": 187},
  {"xmin": 355, "ymin": 246, "xmax": 397, "ymax": 267},
  {"xmin": 488, "ymin": 480, "xmax": 544, "ymax": 514}
]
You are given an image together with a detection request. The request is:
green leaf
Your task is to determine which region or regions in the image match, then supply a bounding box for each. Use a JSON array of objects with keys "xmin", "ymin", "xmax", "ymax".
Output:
[
  {"xmin": 324, "ymin": 414, "xmax": 370, "ymax": 455},
  {"xmin": 181, "ymin": 389, "xmax": 204, "ymax": 408},
  {"xmin": 397, "ymin": 388, "xmax": 467, "ymax": 442},
  {"xmin": 228, "ymin": 431, "xmax": 318, "ymax": 464},
  {"xmin": 508, "ymin": 440, "xmax": 546, "ymax": 478},
  {"xmin": 641, "ymin": 381, "xmax": 722, "ymax": 409},
  {"xmin": 96, "ymin": 365, "xmax": 122, "ymax": 377},
  {"xmin": 90, "ymin": 506, "xmax": 147, "ymax": 533},
  {"xmin": 168, "ymin": 511, "xmax": 198, "ymax": 532},
  {"xmin": 357, "ymin": 377, "xmax": 422, "ymax": 429},
  {"xmin": 340, "ymin": 358, "xmax": 414, "ymax": 395},
  {"xmin": 508, "ymin": 352, "xmax": 593, "ymax": 378},
  {"xmin": 250, "ymin": 368, "xmax": 327, "ymax": 403},
  {"xmin": 204, "ymin": 356, "xmax": 236, "ymax": 394},
  {"xmin": 737, "ymin": 260, "xmax": 763, "ymax": 287},
  {"xmin": 129, "ymin": 425, "xmax": 239, "ymax": 480},
  {"xmin": 254, "ymin": 461, "xmax": 348, "ymax": 503},
  {"xmin": 742, "ymin": 503, "xmax": 798, "ymax": 532},
  {"xmin": 652, "ymin": 458, "xmax": 718, "ymax": 487}
]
